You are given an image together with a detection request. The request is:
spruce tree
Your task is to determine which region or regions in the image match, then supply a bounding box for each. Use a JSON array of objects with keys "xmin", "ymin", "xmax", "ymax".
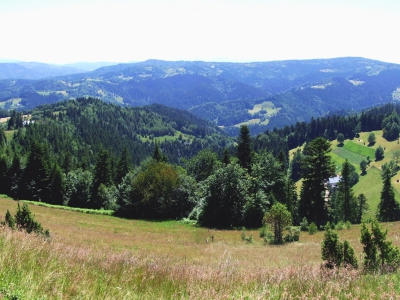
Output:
[
  {"xmin": 115, "ymin": 146, "xmax": 132, "ymax": 184},
  {"xmin": 7, "ymin": 155, "xmax": 22, "ymax": 199},
  {"xmin": 0, "ymin": 128, "xmax": 6, "ymax": 148},
  {"xmin": 91, "ymin": 149, "xmax": 112, "ymax": 209},
  {"xmin": 0, "ymin": 156, "xmax": 8, "ymax": 194},
  {"xmin": 337, "ymin": 159, "xmax": 358, "ymax": 223},
  {"xmin": 19, "ymin": 141, "xmax": 50, "ymax": 201},
  {"xmin": 377, "ymin": 168, "xmax": 400, "ymax": 222},
  {"xmin": 299, "ymin": 137, "xmax": 335, "ymax": 226},
  {"xmin": 222, "ymin": 148, "xmax": 230, "ymax": 165},
  {"xmin": 236, "ymin": 125, "xmax": 252, "ymax": 172}
]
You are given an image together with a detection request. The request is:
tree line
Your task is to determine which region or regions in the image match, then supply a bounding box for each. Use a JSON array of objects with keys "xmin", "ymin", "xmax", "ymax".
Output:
[{"xmin": 1, "ymin": 98, "xmax": 400, "ymax": 230}]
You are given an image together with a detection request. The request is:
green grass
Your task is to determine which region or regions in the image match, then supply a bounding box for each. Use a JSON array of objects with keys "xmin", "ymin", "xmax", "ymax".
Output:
[
  {"xmin": 4, "ymin": 130, "xmax": 15, "ymax": 141},
  {"xmin": 2, "ymin": 196, "xmax": 400, "ymax": 299},
  {"xmin": 331, "ymin": 146, "xmax": 364, "ymax": 173},
  {"xmin": 343, "ymin": 140, "xmax": 375, "ymax": 158}
]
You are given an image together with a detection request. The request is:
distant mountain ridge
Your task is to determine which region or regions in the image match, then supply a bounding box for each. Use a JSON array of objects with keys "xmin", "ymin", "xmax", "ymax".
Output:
[{"xmin": 1, "ymin": 57, "xmax": 400, "ymax": 133}]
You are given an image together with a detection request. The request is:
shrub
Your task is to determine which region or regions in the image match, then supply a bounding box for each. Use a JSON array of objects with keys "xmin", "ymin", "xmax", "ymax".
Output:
[
  {"xmin": 300, "ymin": 217, "xmax": 308, "ymax": 231},
  {"xmin": 321, "ymin": 223, "xmax": 357, "ymax": 269},
  {"xmin": 259, "ymin": 225, "xmax": 268, "ymax": 238},
  {"xmin": 308, "ymin": 222, "xmax": 318, "ymax": 234},
  {"xmin": 335, "ymin": 221, "xmax": 345, "ymax": 230},
  {"xmin": 3, "ymin": 202, "xmax": 49, "ymax": 237},
  {"xmin": 3, "ymin": 210, "xmax": 15, "ymax": 229},
  {"xmin": 360, "ymin": 220, "xmax": 400, "ymax": 273},
  {"xmin": 241, "ymin": 227, "xmax": 253, "ymax": 243},
  {"xmin": 284, "ymin": 226, "xmax": 300, "ymax": 242}
]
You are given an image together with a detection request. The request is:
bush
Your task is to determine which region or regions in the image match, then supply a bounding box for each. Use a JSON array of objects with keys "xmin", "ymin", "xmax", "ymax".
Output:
[
  {"xmin": 3, "ymin": 202, "xmax": 49, "ymax": 237},
  {"xmin": 284, "ymin": 226, "xmax": 300, "ymax": 242},
  {"xmin": 300, "ymin": 217, "xmax": 308, "ymax": 231},
  {"xmin": 335, "ymin": 221, "xmax": 345, "ymax": 230},
  {"xmin": 321, "ymin": 223, "xmax": 357, "ymax": 269},
  {"xmin": 3, "ymin": 210, "xmax": 15, "ymax": 229},
  {"xmin": 308, "ymin": 222, "xmax": 318, "ymax": 234},
  {"xmin": 241, "ymin": 227, "xmax": 253, "ymax": 243},
  {"xmin": 259, "ymin": 225, "xmax": 268, "ymax": 238},
  {"xmin": 361, "ymin": 220, "xmax": 400, "ymax": 273}
]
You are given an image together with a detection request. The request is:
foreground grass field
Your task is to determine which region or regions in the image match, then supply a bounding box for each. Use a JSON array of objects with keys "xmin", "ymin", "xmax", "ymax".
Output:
[{"xmin": 2, "ymin": 197, "xmax": 400, "ymax": 299}]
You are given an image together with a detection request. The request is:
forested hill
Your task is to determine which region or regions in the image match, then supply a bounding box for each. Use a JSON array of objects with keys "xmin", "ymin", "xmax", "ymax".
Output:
[
  {"xmin": 2, "ymin": 57, "xmax": 400, "ymax": 134},
  {"xmin": 4, "ymin": 97, "xmax": 233, "ymax": 166},
  {"xmin": 254, "ymin": 102, "xmax": 400, "ymax": 156}
]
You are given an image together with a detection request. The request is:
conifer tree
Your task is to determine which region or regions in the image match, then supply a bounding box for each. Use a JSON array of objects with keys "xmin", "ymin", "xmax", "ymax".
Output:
[
  {"xmin": 7, "ymin": 155, "xmax": 22, "ymax": 199},
  {"xmin": 19, "ymin": 141, "xmax": 50, "ymax": 201},
  {"xmin": 152, "ymin": 141, "xmax": 167, "ymax": 162},
  {"xmin": 361, "ymin": 220, "xmax": 400, "ymax": 272},
  {"xmin": 91, "ymin": 149, "xmax": 112, "ymax": 208},
  {"xmin": 337, "ymin": 159, "xmax": 358, "ymax": 223},
  {"xmin": 0, "ymin": 128, "xmax": 6, "ymax": 148},
  {"xmin": 115, "ymin": 146, "xmax": 132, "ymax": 184},
  {"xmin": 222, "ymin": 148, "xmax": 230, "ymax": 165},
  {"xmin": 377, "ymin": 168, "xmax": 400, "ymax": 222},
  {"xmin": 299, "ymin": 137, "xmax": 335, "ymax": 226},
  {"xmin": 236, "ymin": 125, "xmax": 252, "ymax": 172},
  {"xmin": 0, "ymin": 156, "xmax": 8, "ymax": 194}
]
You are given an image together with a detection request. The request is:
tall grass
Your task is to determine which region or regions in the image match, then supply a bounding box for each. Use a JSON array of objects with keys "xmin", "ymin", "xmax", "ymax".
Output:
[
  {"xmin": 1, "ymin": 227, "xmax": 400, "ymax": 299},
  {"xmin": 2, "ymin": 196, "xmax": 400, "ymax": 298}
]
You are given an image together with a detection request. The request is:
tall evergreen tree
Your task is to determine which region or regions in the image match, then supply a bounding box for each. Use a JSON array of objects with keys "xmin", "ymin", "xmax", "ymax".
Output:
[
  {"xmin": 91, "ymin": 149, "xmax": 113, "ymax": 209},
  {"xmin": 290, "ymin": 149, "xmax": 304, "ymax": 181},
  {"xmin": 0, "ymin": 128, "xmax": 6, "ymax": 148},
  {"xmin": 336, "ymin": 159, "xmax": 358, "ymax": 223},
  {"xmin": 19, "ymin": 141, "xmax": 50, "ymax": 201},
  {"xmin": 377, "ymin": 168, "xmax": 400, "ymax": 222},
  {"xmin": 46, "ymin": 163, "xmax": 65, "ymax": 205},
  {"xmin": 0, "ymin": 155, "xmax": 8, "ymax": 194},
  {"xmin": 152, "ymin": 141, "xmax": 167, "ymax": 162},
  {"xmin": 7, "ymin": 155, "xmax": 22, "ymax": 199},
  {"xmin": 222, "ymin": 148, "xmax": 230, "ymax": 165},
  {"xmin": 115, "ymin": 146, "xmax": 132, "ymax": 185},
  {"xmin": 299, "ymin": 137, "xmax": 335, "ymax": 226},
  {"xmin": 236, "ymin": 125, "xmax": 252, "ymax": 172}
]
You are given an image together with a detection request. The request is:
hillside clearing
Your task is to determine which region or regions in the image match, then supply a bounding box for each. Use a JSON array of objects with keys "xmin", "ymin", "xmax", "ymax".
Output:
[{"xmin": 2, "ymin": 197, "xmax": 400, "ymax": 299}]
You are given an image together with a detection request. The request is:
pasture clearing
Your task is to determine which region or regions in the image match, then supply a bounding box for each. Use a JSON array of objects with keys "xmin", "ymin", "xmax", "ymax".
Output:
[{"xmin": 1, "ymin": 196, "xmax": 400, "ymax": 299}]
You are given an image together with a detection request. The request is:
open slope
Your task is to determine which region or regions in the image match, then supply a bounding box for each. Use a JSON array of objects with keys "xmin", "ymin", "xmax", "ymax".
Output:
[
  {"xmin": 1, "ymin": 196, "xmax": 400, "ymax": 299},
  {"xmin": 328, "ymin": 130, "xmax": 400, "ymax": 218}
]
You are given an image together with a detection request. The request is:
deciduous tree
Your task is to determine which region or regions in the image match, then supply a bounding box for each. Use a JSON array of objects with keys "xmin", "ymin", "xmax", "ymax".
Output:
[{"xmin": 263, "ymin": 202, "xmax": 292, "ymax": 244}]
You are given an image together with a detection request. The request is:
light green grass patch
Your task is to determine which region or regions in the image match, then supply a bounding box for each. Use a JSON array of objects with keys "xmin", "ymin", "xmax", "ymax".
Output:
[
  {"xmin": 343, "ymin": 140, "xmax": 375, "ymax": 158},
  {"xmin": 331, "ymin": 146, "xmax": 364, "ymax": 173},
  {"xmin": 0, "ymin": 98, "xmax": 22, "ymax": 109},
  {"xmin": 248, "ymin": 101, "xmax": 279, "ymax": 115},
  {"xmin": 139, "ymin": 131, "xmax": 193, "ymax": 143},
  {"xmin": 4, "ymin": 130, "xmax": 15, "ymax": 140}
]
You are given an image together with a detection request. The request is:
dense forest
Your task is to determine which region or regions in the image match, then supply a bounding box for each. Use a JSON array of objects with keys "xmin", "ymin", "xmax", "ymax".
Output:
[{"xmin": 1, "ymin": 98, "xmax": 400, "ymax": 230}]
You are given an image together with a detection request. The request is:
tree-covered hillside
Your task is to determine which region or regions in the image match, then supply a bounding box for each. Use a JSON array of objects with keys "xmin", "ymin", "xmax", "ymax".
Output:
[
  {"xmin": 2, "ymin": 98, "xmax": 400, "ymax": 228},
  {"xmin": 2, "ymin": 58, "xmax": 400, "ymax": 134}
]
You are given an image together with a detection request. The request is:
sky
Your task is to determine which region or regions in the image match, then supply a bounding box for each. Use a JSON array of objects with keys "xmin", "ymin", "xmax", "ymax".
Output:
[{"xmin": 1, "ymin": 0, "xmax": 400, "ymax": 65}]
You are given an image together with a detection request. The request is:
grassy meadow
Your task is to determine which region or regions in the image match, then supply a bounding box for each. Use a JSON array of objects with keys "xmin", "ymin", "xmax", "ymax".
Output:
[{"xmin": 2, "ymin": 197, "xmax": 400, "ymax": 299}]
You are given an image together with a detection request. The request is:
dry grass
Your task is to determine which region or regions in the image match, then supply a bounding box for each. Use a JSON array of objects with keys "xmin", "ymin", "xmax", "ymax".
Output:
[{"xmin": 2, "ymin": 197, "xmax": 400, "ymax": 299}]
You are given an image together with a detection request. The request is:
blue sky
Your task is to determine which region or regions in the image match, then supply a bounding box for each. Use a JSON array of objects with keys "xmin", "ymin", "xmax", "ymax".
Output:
[{"xmin": 1, "ymin": 0, "xmax": 400, "ymax": 64}]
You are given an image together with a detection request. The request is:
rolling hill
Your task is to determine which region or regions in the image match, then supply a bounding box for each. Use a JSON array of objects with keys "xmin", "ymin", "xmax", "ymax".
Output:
[{"xmin": 1, "ymin": 57, "xmax": 400, "ymax": 134}]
